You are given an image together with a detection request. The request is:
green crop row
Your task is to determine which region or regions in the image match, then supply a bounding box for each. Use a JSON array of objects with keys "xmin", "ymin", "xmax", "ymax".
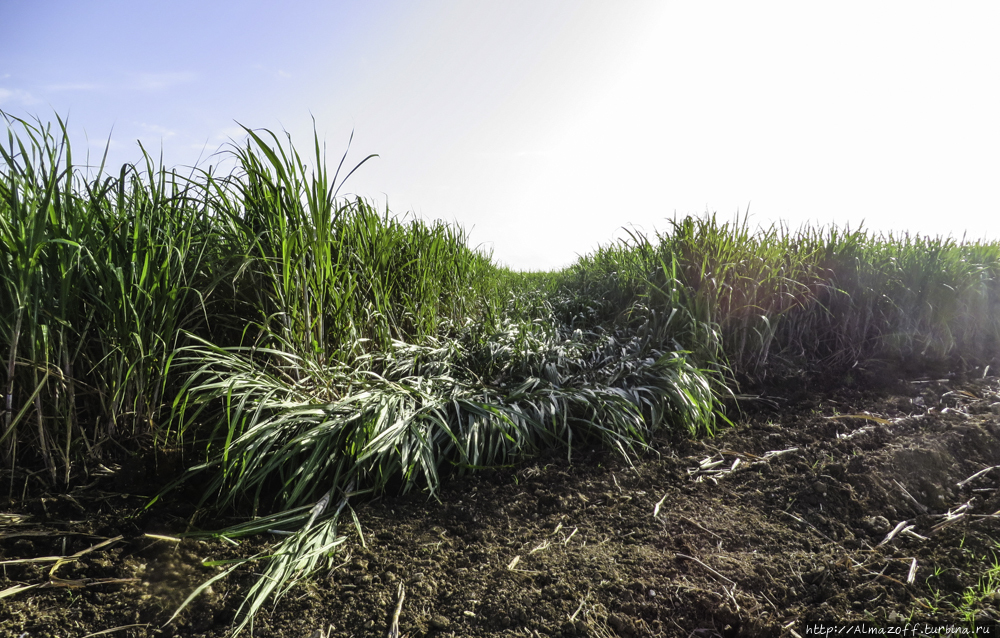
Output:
[{"xmin": 561, "ymin": 215, "xmax": 1000, "ymax": 382}]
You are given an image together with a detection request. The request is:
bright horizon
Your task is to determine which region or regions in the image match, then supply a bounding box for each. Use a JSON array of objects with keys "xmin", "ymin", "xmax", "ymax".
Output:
[{"xmin": 3, "ymin": 1, "xmax": 998, "ymax": 271}]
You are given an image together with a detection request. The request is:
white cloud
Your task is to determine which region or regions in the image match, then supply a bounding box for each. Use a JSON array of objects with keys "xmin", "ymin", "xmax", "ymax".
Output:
[
  {"xmin": 89, "ymin": 138, "xmax": 123, "ymax": 149},
  {"xmin": 0, "ymin": 87, "xmax": 40, "ymax": 106},
  {"xmin": 253, "ymin": 64, "xmax": 292, "ymax": 80},
  {"xmin": 137, "ymin": 122, "xmax": 177, "ymax": 139},
  {"xmin": 132, "ymin": 72, "xmax": 197, "ymax": 91},
  {"xmin": 44, "ymin": 82, "xmax": 101, "ymax": 92},
  {"xmin": 470, "ymin": 148, "xmax": 551, "ymax": 160},
  {"xmin": 210, "ymin": 125, "xmax": 251, "ymax": 144}
]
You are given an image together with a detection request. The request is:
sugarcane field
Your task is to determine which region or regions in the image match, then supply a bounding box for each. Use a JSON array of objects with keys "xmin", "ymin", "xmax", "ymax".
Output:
[{"xmin": 4, "ymin": 115, "xmax": 1000, "ymax": 637}]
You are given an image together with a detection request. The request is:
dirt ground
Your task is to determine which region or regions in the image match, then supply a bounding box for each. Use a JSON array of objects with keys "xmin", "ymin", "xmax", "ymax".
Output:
[{"xmin": 6, "ymin": 366, "xmax": 1000, "ymax": 637}]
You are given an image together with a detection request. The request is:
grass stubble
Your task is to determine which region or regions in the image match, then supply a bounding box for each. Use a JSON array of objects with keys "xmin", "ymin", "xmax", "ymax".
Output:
[{"xmin": 3, "ymin": 111, "xmax": 1000, "ymax": 633}]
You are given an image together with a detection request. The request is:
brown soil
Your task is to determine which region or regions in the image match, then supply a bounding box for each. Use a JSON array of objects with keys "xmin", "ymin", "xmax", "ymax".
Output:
[{"xmin": 6, "ymin": 369, "xmax": 1000, "ymax": 637}]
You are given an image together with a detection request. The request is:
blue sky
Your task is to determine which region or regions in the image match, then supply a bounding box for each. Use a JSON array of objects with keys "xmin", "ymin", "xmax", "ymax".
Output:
[{"xmin": 3, "ymin": 1, "xmax": 999, "ymax": 270}]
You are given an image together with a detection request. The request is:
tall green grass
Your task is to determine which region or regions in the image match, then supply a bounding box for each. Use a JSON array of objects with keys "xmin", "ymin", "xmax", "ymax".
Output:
[
  {"xmin": 0, "ymin": 113, "xmax": 228, "ymax": 484},
  {"xmin": 194, "ymin": 126, "xmax": 509, "ymax": 359},
  {"xmin": 561, "ymin": 215, "xmax": 1000, "ymax": 382},
  {"xmin": 0, "ymin": 113, "xmax": 528, "ymax": 486}
]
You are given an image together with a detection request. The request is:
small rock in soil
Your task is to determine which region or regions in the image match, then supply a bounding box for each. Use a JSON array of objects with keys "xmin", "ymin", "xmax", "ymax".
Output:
[
  {"xmin": 861, "ymin": 515, "xmax": 890, "ymax": 534},
  {"xmin": 429, "ymin": 614, "xmax": 451, "ymax": 630}
]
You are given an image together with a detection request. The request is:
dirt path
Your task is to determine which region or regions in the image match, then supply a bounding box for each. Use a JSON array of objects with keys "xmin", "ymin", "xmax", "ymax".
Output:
[{"xmin": 5, "ymin": 371, "xmax": 1000, "ymax": 637}]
